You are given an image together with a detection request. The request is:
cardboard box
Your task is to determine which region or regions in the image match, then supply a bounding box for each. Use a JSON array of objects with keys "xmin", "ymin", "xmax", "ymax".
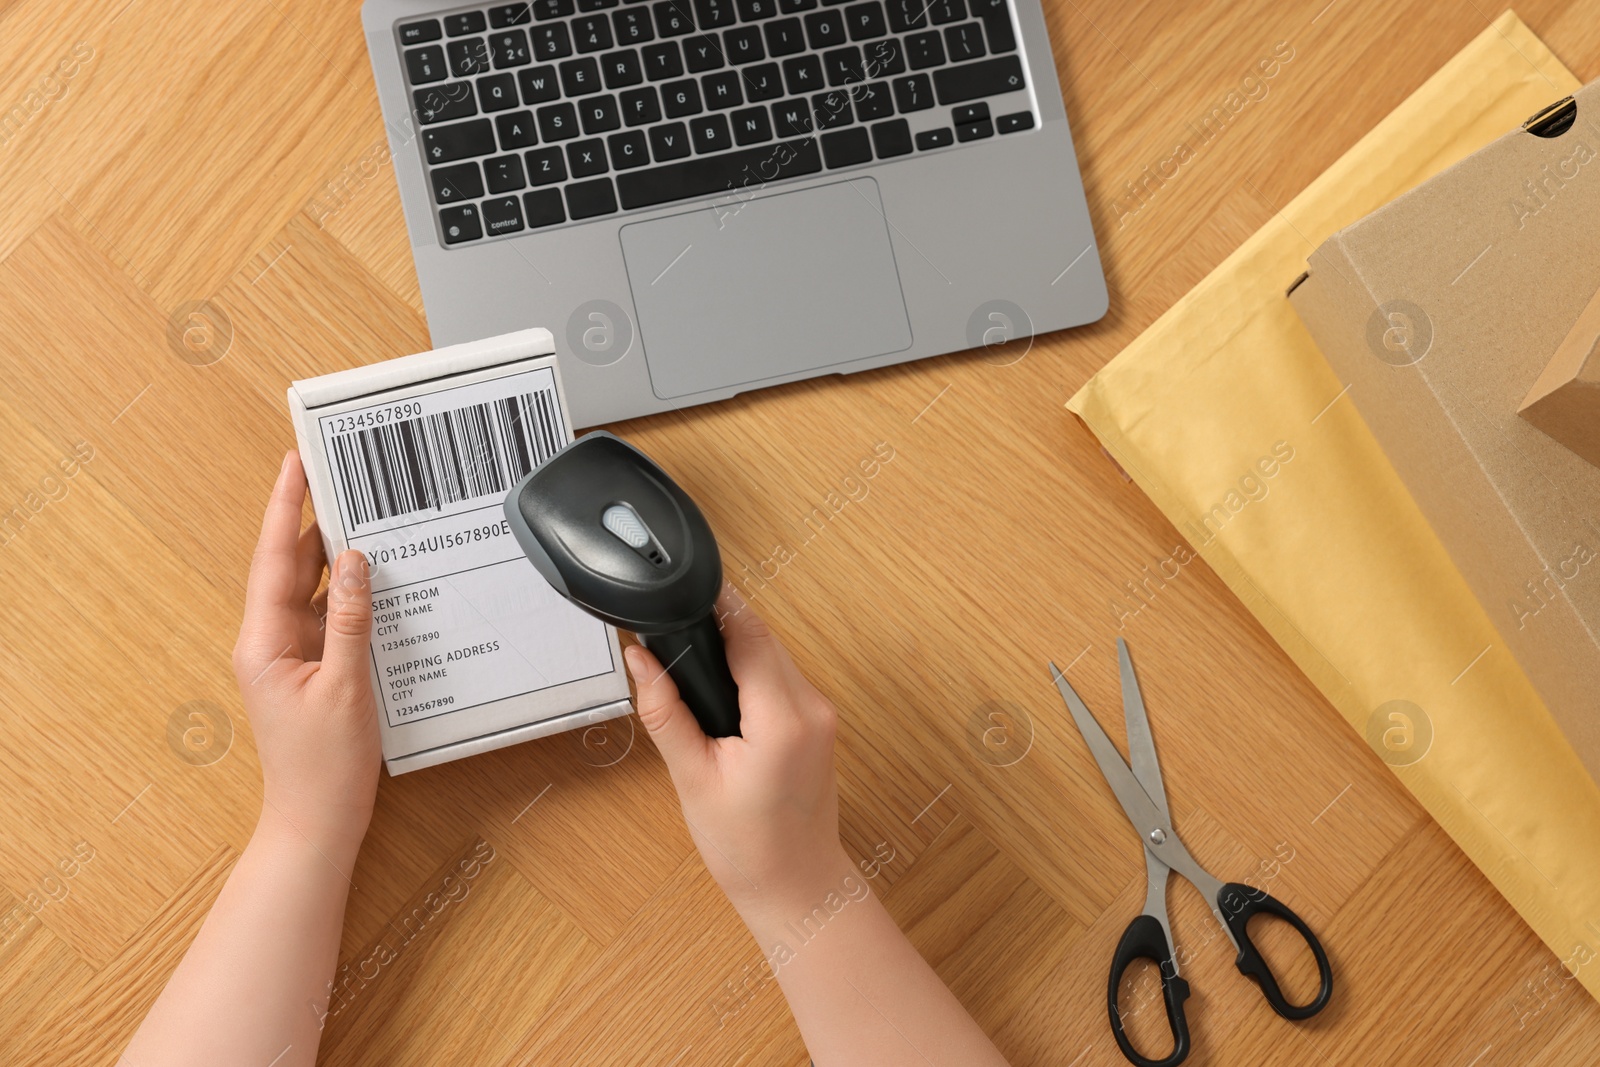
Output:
[
  {"xmin": 1519, "ymin": 282, "xmax": 1600, "ymax": 467},
  {"xmin": 1290, "ymin": 83, "xmax": 1600, "ymax": 781},
  {"xmin": 287, "ymin": 329, "xmax": 632, "ymax": 775}
]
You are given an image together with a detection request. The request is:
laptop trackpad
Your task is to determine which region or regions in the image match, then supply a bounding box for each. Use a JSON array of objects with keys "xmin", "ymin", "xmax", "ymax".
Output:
[{"xmin": 620, "ymin": 177, "xmax": 912, "ymax": 399}]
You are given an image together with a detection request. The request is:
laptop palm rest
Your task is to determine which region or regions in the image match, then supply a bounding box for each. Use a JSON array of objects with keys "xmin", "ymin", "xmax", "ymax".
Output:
[{"xmin": 619, "ymin": 177, "xmax": 913, "ymax": 399}]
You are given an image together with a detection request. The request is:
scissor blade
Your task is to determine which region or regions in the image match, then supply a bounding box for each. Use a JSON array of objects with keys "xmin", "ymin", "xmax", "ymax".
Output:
[
  {"xmin": 1118, "ymin": 638, "xmax": 1169, "ymax": 822},
  {"xmin": 1049, "ymin": 662, "xmax": 1168, "ymax": 841}
]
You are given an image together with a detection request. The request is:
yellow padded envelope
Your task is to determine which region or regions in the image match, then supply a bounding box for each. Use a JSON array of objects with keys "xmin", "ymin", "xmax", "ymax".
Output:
[{"xmin": 1070, "ymin": 12, "xmax": 1600, "ymax": 999}]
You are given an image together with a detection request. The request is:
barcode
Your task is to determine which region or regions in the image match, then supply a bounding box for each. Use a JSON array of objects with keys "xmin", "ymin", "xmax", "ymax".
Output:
[{"xmin": 330, "ymin": 391, "xmax": 563, "ymax": 527}]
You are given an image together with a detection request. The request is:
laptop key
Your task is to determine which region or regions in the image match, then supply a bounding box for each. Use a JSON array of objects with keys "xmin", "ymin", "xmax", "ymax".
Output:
[
  {"xmin": 812, "ymin": 89, "xmax": 852, "ymax": 128},
  {"xmin": 524, "ymin": 187, "xmax": 567, "ymax": 226},
  {"xmin": 446, "ymin": 12, "xmax": 488, "ymax": 35},
  {"xmin": 490, "ymin": 29, "xmax": 533, "ymax": 66},
  {"xmin": 904, "ymin": 31, "xmax": 943, "ymax": 69},
  {"xmin": 482, "ymin": 195, "xmax": 526, "ymax": 234},
  {"xmin": 497, "ymin": 110, "xmax": 540, "ymax": 147},
  {"xmin": 621, "ymin": 85, "xmax": 663, "ymax": 124},
  {"xmin": 696, "ymin": 0, "xmax": 738, "ymax": 27},
  {"xmin": 778, "ymin": 0, "xmax": 817, "ymax": 9},
  {"xmin": 804, "ymin": 10, "xmax": 847, "ymax": 48},
  {"xmin": 491, "ymin": 3, "xmax": 535, "ymax": 25},
  {"xmin": 574, "ymin": 15, "xmax": 615, "ymax": 51},
  {"xmin": 690, "ymin": 113, "xmax": 732, "ymax": 152},
  {"xmin": 703, "ymin": 70, "xmax": 744, "ymax": 107},
  {"xmin": 928, "ymin": 0, "xmax": 962, "ymax": 22},
  {"xmin": 861, "ymin": 38, "xmax": 902, "ymax": 77},
  {"xmin": 614, "ymin": 136, "xmax": 821, "ymax": 209},
  {"xmin": 870, "ymin": 116, "xmax": 911, "ymax": 156},
  {"xmin": 531, "ymin": 24, "xmax": 573, "ymax": 58},
  {"xmin": 955, "ymin": 116, "xmax": 992, "ymax": 140},
  {"xmin": 763, "ymin": 18, "xmax": 805, "ymax": 56},
  {"xmin": 533, "ymin": 0, "xmax": 576, "ymax": 18},
  {"xmin": 724, "ymin": 26, "xmax": 765, "ymax": 63},
  {"xmin": 423, "ymin": 118, "xmax": 496, "ymax": 163},
  {"xmin": 821, "ymin": 126, "xmax": 870, "ymax": 166},
  {"xmin": 654, "ymin": 2, "xmax": 695, "ymax": 36},
  {"xmin": 885, "ymin": 0, "xmax": 926, "ymax": 32},
  {"xmin": 983, "ymin": 15, "xmax": 1015, "ymax": 53},
  {"xmin": 519, "ymin": 64, "xmax": 560, "ymax": 101},
  {"xmin": 614, "ymin": 8, "xmax": 656, "ymax": 44},
  {"xmin": 430, "ymin": 162, "xmax": 484, "ymax": 203},
  {"xmin": 414, "ymin": 83, "xmax": 477, "ymax": 123},
  {"xmin": 401, "ymin": 19, "xmax": 442, "ymax": 45},
  {"xmin": 782, "ymin": 54, "xmax": 822, "ymax": 93},
  {"xmin": 566, "ymin": 177, "xmax": 619, "ymax": 218},
  {"xmin": 823, "ymin": 45, "xmax": 863, "ymax": 85},
  {"xmin": 526, "ymin": 146, "xmax": 568, "ymax": 182},
  {"xmin": 737, "ymin": 0, "xmax": 777, "ymax": 19},
  {"xmin": 851, "ymin": 81, "xmax": 892, "ymax": 120},
  {"xmin": 448, "ymin": 38, "xmax": 492, "ymax": 76},
  {"xmin": 561, "ymin": 57, "xmax": 603, "ymax": 95},
  {"xmin": 605, "ymin": 49, "xmax": 645, "ymax": 87},
  {"xmin": 944, "ymin": 23, "xmax": 984, "ymax": 62},
  {"xmin": 932, "ymin": 53, "xmax": 1022, "ymax": 103},
  {"xmin": 478, "ymin": 73, "xmax": 521, "ymax": 111},
  {"xmin": 996, "ymin": 109, "xmax": 1032, "ymax": 132},
  {"xmin": 643, "ymin": 41, "xmax": 685, "ymax": 78},
  {"xmin": 914, "ymin": 125, "xmax": 951, "ymax": 149},
  {"xmin": 567, "ymin": 137, "xmax": 611, "ymax": 175},
  {"xmin": 536, "ymin": 101, "xmax": 580, "ymax": 140},
  {"xmin": 771, "ymin": 97, "xmax": 812, "ymax": 134},
  {"xmin": 845, "ymin": 2, "xmax": 887, "ymax": 39},
  {"xmin": 891, "ymin": 73, "xmax": 931, "ymax": 111},
  {"xmin": 951, "ymin": 102, "xmax": 987, "ymax": 124},
  {"xmin": 581, "ymin": 0, "xmax": 622, "ymax": 8},
  {"xmin": 609, "ymin": 129, "xmax": 651, "ymax": 167},
  {"xmin": 405, "ymin": 45, "xmax": 449, "ymax": 84},
  {"xmin": 742, "ymin": 62, "xmax": 784, "ymax": 100},
  {"xmin": 731, "ymin": 105, "xmax": 773, "ymax": 143},
  {"xmin": 439, "ymin": 204, "xmax": 482, "ymax": 242},
  {"xmin": 649, "ymin": 121, "xmax": 692, "ymax": 159},
  {"xmin": 662, "ymin": 78, "xmax": 703, "ymax": 116},
  {"xmin": 684, "ymin": 35, "xmax": 725, "ymax": 71},
  {"xmin": 580, "ymin": 94, "xmax": 622, "ymax": 133}
]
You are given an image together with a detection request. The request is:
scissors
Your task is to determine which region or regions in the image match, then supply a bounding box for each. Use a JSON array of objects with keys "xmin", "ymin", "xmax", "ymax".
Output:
[{"xmin": 1050, "ymin": 639, "xmax": 1333, "ymax": 1067}]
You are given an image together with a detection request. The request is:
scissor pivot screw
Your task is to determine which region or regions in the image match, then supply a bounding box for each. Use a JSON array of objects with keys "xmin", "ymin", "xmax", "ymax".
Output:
[{"xmin": 1148, "ymin": 828, "xmax": 1166, "ymax": 845}]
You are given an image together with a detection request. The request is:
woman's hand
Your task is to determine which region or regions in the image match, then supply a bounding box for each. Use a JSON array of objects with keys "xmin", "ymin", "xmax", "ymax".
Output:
[
  {"xmin": 625, "ymin": 587, "xmax": 853, "ymax": 920},
  {"xmin": 231, "ymin": 450, "xmax": 380, "ymax": 867}
]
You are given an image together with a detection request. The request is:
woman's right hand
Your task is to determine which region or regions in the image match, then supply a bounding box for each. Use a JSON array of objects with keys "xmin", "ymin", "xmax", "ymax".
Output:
[{"xmin": 624, "ymin": 586, "xmax": 853, "ymax": 920}]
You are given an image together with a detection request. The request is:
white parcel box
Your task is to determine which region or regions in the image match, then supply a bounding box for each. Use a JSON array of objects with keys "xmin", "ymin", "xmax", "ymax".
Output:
[{"xmin": 286, "ymin": 328, "xmax": 632, "ymax": 775}]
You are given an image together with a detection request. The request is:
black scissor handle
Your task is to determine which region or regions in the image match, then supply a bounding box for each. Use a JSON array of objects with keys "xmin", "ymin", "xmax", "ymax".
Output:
[
  {"xmin": 1107, "ymin": 913, "xmax": 1192, "ymax": 1067},
  {"xmin": 1216, "ymin": 882, "xmax": 1334, "ymax": 1020}
]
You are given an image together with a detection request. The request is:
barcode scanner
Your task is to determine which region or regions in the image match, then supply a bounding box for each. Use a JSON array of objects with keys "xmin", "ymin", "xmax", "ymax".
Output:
[{"xmin": 503, "ymin": 431, "xmax": 741, "ymax": 738}]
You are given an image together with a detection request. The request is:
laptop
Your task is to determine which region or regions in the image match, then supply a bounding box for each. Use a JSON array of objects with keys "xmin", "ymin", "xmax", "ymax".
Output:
[{"xmin": 360, "ymin": 0, "xmax": 1106, "ymax": 427}]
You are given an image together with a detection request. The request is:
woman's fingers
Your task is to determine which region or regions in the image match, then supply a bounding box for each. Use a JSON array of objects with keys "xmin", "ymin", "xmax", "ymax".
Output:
[
  {"xmin": 294, "ymin": 520, "xmax": 327, "ymax": 606},
  {"xmin": 319, "ymin": 551, "xmax": 374, "ymax": 704},
  {"xmin": 237, "ymin": 452, "xmax": 309, "ymax": 668},
  {"xmin": 626, "ymin": 643, "xmax": 713, "ymax": 784}
]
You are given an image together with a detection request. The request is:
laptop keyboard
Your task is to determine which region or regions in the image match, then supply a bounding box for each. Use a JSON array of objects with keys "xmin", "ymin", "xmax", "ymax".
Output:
[{"xmin": 396, "ymin": 0, "xmax": 1035, "ymax": 245}]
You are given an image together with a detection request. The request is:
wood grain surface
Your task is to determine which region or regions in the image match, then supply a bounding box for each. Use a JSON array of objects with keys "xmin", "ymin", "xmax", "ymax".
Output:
[{"xmin": 2, "ymin": 1, "xmax": 1597, "ymax": 1064}]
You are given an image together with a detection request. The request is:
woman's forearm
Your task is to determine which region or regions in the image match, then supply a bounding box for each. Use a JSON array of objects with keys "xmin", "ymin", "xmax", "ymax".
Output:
[
  {"xmin": 735, "ymin": 851, "xmax": 1012, "ymax": 1067},
  {"xmin": 123, "ymin": 807, "xmax": 358, "ymax": 1067}
]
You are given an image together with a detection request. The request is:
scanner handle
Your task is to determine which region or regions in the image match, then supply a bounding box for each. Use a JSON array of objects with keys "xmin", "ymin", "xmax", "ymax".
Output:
[{"xmin": 640, "ymin": 613, "xmax": 742, "ymax": 737}]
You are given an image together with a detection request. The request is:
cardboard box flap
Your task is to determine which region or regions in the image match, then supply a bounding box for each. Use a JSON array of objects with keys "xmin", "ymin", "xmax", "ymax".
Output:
[{"xmin": 1519, "ymin": 283, "xmax": 1600, "ymax": 467}]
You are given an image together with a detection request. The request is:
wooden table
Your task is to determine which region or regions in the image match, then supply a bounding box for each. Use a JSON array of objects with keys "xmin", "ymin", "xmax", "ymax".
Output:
[{"xmin": 2, "ymin": 1, "xmax": 1597, "ymax": 1063}]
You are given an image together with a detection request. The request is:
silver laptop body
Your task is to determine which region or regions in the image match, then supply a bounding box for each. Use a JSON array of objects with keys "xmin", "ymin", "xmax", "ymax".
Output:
[{"xmin": 361, "ymin": 0, "xmax": 1106, "ymax": 426}]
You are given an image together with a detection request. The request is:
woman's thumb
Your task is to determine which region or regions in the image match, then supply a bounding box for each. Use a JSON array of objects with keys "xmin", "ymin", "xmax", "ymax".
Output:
[
  {"xmin": 626, "ymin": 644, "xmax": 711, "ymax": 779},
  {"xmin": 322, "ymin": 551, "xmax": 373, "ymax": 687}
]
